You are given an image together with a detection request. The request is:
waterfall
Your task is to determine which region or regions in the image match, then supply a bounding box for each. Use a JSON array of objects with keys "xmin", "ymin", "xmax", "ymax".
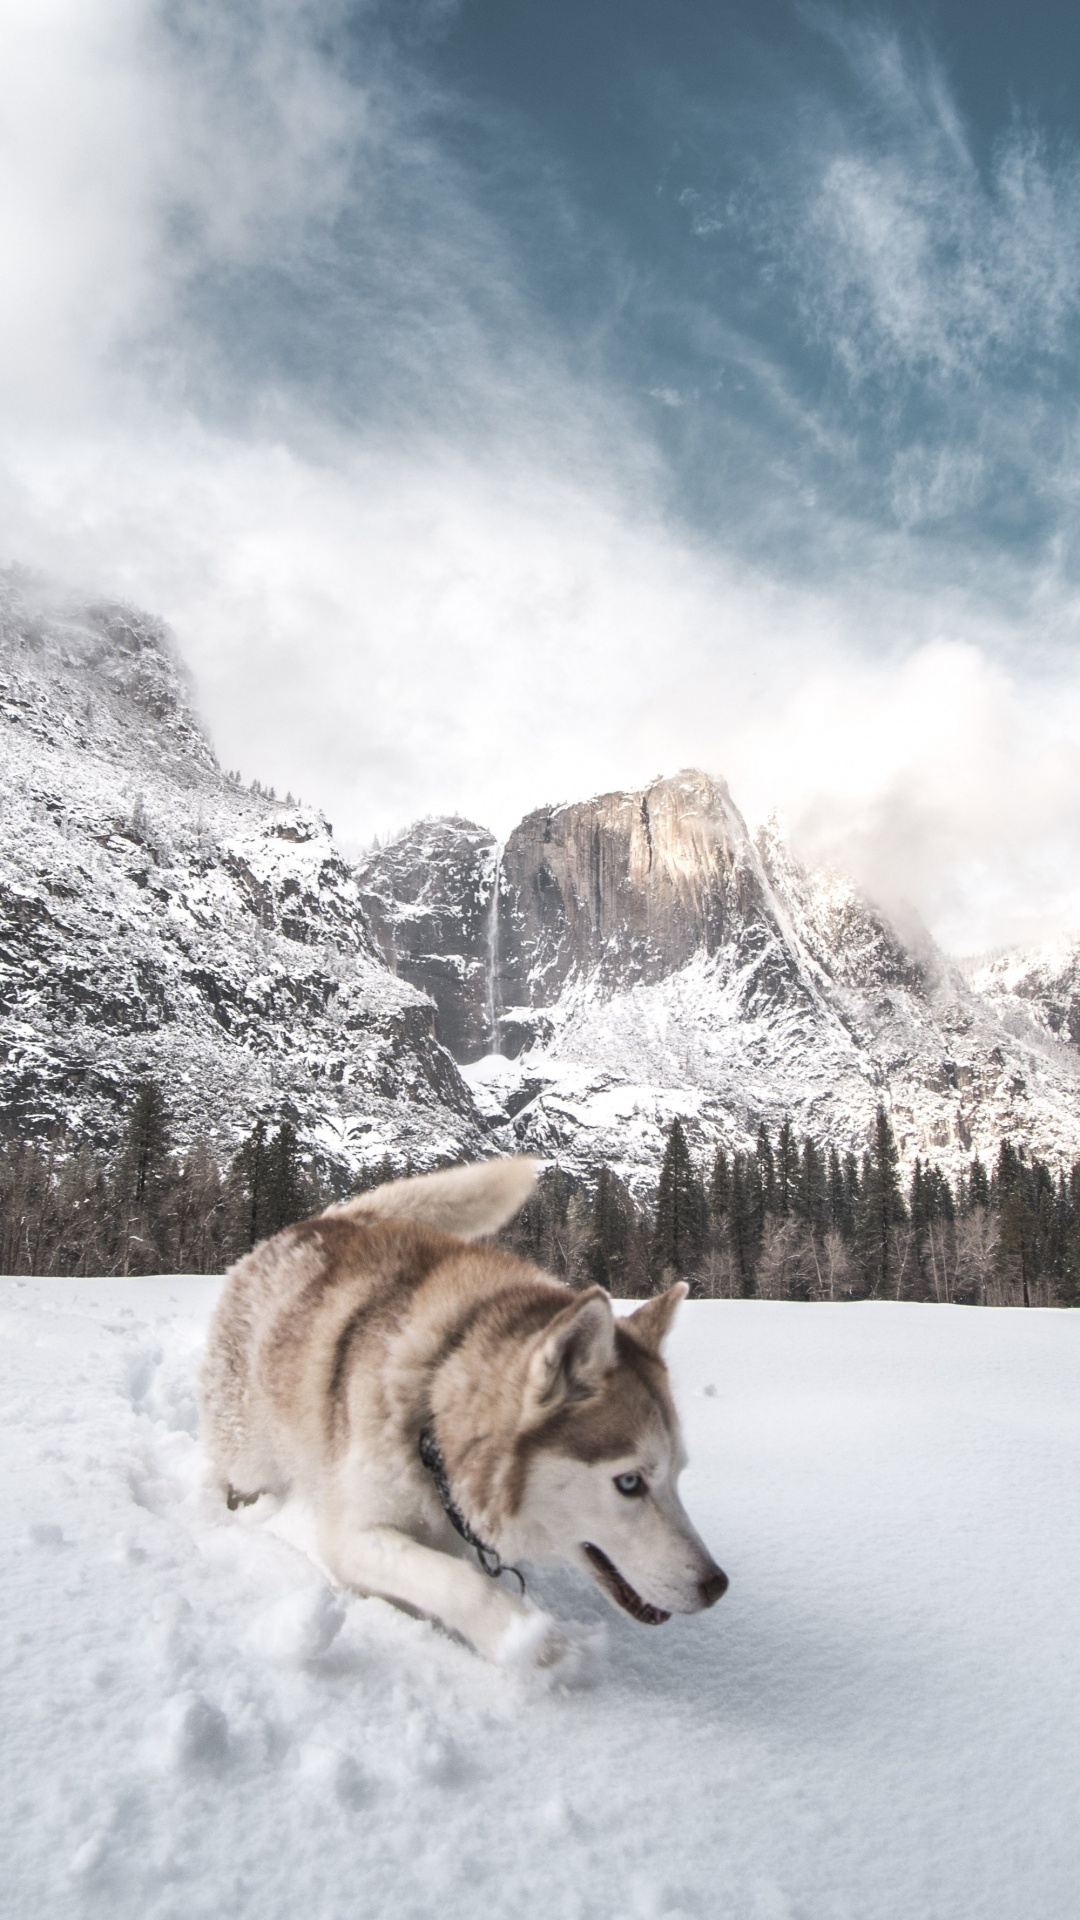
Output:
[{"xmin": 485, "ymin": 843, "xmax": 502, "ymax": 1054}]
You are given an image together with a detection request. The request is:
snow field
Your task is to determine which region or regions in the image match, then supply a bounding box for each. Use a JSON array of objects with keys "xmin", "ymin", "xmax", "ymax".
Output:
[{"xmin": 2, "ymin": 1278, "xmax": 1079, "ymax": 1919}]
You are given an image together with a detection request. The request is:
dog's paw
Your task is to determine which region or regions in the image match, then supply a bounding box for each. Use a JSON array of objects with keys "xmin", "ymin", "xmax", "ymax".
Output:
[
  {"xmin": 491, "ymin": 1603, "xmax": 561, "ymax": 1669},
  {"xmin": 493, "ymin": 1607, "xmax": 606, "ymax": 1687}
]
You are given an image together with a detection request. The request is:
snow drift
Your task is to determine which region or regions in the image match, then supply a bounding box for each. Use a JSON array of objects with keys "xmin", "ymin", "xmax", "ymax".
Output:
[{"xmin": 2, "ymin": 1273, "xmax": 1078, "ymax": 1919}]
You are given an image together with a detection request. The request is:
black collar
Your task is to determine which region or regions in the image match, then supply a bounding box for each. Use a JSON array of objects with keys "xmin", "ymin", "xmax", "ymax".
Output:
[{"xmin": 418, "ymin": 1426, "xmax": 524, "ymax": 1593}]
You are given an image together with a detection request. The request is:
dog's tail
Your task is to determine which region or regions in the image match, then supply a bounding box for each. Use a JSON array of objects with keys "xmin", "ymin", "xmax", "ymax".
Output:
[{"xmin": 329, "ymin": 1156, "xmax": 540, "ymax": 1241}]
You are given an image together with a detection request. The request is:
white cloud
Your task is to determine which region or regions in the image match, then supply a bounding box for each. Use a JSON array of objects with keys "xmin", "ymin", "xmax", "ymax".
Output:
[
  {"xmin": 728, "ymin": 639, "xmax": 1080, "ymax": 954},
  {"xmin": 782, "ymin": 24, "xmax": 1080, "ymax": 390},
  {"xmin": 0, "ymin": 0, "xmax": 167, "ymax": 425},
  {"xmin": 3, "ymin": 1, "xmax": 1080, "ymax": 959},
  {"xmin": 11, "ymin": 416, "xmax": 1080, "ymax": 959}
]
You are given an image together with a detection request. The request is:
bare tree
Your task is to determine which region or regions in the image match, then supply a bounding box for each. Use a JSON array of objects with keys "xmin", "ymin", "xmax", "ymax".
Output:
[
  {"xmin": 889, "ymin": 1221, "xmax": 916, "ymax": 1300},
  {"xmin": 756, "ymin": 1214, "xmax": 800, "ymax": 1299},
  {"xmin": 954, "ymin": 1207, "xmax": 999, "ymax": 1305},
  {"xmin": 697, "ymin": 1230, "xmax": 740, "ymax": 1299},
  {"xmin": 819, "ymin": 1228, "xmax": 855, "ymax": 1301},
  {"xmin": 923, "ymin": 1215, "xmax": 958, "ymax": 1304}
]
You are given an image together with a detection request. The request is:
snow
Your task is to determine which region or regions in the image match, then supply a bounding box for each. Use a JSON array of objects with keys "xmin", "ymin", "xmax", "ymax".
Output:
[
  {"xmin": 0, "ymin": 587, "xmax": 484, "ymax": 1173},
  {"xmin": 8, "ymin": 580, "xmax": 1080, "ymax": 1191},
  {"xmin": 3, "ymin": 1276, "xmax": 1079, "ymax": 1920},
  {"xmin": 377, "ymin": 784, "xmax": 1080, "ymax": 1188}
]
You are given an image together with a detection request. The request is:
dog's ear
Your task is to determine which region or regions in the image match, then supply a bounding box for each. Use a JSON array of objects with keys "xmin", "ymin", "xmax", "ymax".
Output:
[
  {"xmin": 622, "ymin": 1281, "xmax": 688, "ymax": 1354},
  {"xmin": 526, "ymin": 1288, "xmax": 616, "ymax": 1411}
]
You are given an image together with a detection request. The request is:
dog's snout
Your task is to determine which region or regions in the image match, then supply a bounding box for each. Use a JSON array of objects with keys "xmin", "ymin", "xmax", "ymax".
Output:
[{"xmin": 699, "ymin": 1566, "xmax": 729, "ymax": 1608}]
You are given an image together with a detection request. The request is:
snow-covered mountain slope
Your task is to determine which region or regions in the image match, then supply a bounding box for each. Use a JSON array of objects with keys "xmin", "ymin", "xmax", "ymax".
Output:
[
  {"xmin": 0, "ymin": 577, "xmax": 483, "ymax": 1175},
  {"xmin": 372, "ymin": 772, "xmax": 1080, "ymax": 1186},
  {"xmin": 4, "ymin": 572, "xmax": 1078, "ymax": 1190},
  {"xmin": 356, "ymin": 818, "xmax": 498, "ymax": 1063},
  {"xmin": 966, "ymin": 939, "xmax": 1080, "ymax": 1051}
]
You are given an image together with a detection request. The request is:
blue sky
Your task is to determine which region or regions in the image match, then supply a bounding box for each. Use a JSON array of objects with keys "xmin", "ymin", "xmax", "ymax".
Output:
[
  {"xmin": 423, "ymin": 4, "xmax": 1080, "ymax": 583},
  {"xmin": 3, "ymin": 1, "xmax": 1080, "ymax": 949}
]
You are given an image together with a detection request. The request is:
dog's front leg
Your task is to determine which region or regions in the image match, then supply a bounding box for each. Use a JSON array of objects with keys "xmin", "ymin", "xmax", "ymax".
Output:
[{"xmin": 319, "ymin": 1518, "xmax": 564, "ymax": 1667}]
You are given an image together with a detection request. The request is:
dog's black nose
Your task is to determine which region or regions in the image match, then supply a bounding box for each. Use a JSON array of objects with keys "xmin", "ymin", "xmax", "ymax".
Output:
[{"xmin": 699, "ymin": 1567, "xmax": 729, "ymax": 1607}]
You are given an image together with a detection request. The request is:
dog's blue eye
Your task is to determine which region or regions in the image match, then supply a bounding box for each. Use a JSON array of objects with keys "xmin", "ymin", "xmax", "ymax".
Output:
[{"xmin": 614, "ymin": 1472, "xmax": 646, "ymax": 1498}]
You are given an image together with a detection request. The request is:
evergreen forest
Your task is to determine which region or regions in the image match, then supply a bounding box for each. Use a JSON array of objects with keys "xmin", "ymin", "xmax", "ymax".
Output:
[
  {"xmin": 1, "ymin": 1085, "xmax": 1076, "ymax": 1307},
  {"xmin": 518, "ymin": 1110, "xmax": 1076, "ymax": 1309}
]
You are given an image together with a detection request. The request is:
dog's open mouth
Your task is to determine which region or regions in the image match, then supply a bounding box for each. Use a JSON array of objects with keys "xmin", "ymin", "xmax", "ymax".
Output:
[{"xmin": 582, "ymin": 1543, "xmax": 671, "ymax": 1625}]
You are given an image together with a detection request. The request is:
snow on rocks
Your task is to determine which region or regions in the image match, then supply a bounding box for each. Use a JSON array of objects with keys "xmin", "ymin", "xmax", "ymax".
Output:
[
  {"xmin": 443, "ymin": 783, "xmax": 1080, "ymax": 1186},
  {"xmin": 3, "ymin": 1270, "xmax": 1080, "ymax": 1918},
  {"xmin": 0, "ymin": 578, "xmax": 485, "ymax": 1177},
  {"xmin": 966, "ymin": 936, "xmax": 1080, "ymax": 1051},
  {"xmin": 6, "ymin": 576, "xmax": 1080, "ymax": 1191}
]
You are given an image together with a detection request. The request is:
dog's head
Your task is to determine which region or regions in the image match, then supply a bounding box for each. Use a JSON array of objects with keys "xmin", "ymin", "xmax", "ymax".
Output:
[{"xmin": 503, "ymin": 1284, "xmax": 728, "ymax": 1623}]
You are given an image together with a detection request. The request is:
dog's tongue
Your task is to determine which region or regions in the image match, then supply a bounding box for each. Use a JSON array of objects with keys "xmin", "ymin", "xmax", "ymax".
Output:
[{"xmin": 583, "ymin": 1544, "xmax": 671, "ymax": 1625}]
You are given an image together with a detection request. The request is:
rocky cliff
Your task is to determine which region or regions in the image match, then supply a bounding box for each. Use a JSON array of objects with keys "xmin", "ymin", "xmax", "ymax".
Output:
[
  {"xmin": 367, "ymin": 772, "xmax": 1080, "ymax": 1189},
  {"xmin": 4, "ymin": 573, "xmax": 1079, "ymax": 1196},
  {"xmin": 495, "ymin": 774, "xmax": 762, "ymax": 1004},
  {"xmin": 965, "ymin": 940, "xmax": 1080, "ymax": 1051},
  {"xmin": 0, "ymin": 576, "xmax": 484, "ymax": 1176},
  {"xmin": 356, "ymin": 818, "xmax": 498, "ymax": 1062}
]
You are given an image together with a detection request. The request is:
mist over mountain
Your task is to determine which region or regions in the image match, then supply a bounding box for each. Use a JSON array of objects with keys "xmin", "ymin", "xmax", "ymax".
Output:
[
  {"xmin": 2, "ymin": 577, "xmax": 1078, "ymax": 1191},
  {"xmin": 0, "ymin": 576, "xmax": 482, "ymax": 1180},
  {"xmin": 359, "ymin": 772, "xmax": 1080, "ymax": 1191}
]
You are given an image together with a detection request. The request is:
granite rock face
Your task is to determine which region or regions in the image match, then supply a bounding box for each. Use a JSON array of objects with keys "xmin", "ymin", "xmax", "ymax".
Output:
[
  {"xmin": 370, "ymin": 773, "xmax": 1080, "ymax": 1189},
  {"xmin": 356, "ymin": 818, "xmax": 498, "ymax": 1063},
  {"xmin": 0, "ymin": 576, "xmax": 484, "ymax": 1177},
  {"xmin": 496, "ymin": 772, "xmax": 770, "ymax": 1006},
  {"xmin": 5, "ymin": 573, "xmax": 1080, "ymax": 1195}
]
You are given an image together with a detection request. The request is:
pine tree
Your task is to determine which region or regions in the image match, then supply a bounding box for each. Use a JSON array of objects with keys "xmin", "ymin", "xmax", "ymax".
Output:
[
  {"xmin": 721, "ymin": 1152, "xmax": 754, "ymax": 1295},
  {"xmin": 172, "ymin": 1141, "xmax": 226, "ymax": 1273},
  {"xmin": 797, "ymin": 1137, "xmax": 828, "ymax": 1236},
  {"xmin": 116, "ymin": 1080, "xmax": 174, "ymax": 1272},
  {"xmin": 826, "ymin": 1145, "xmax": 859, "ymax": 1245},
  {"xmin": 53, "ymin": 1148, "xmax": 111, "ymax": 1276},
  {"xmin": 651, "ymin": 1118, "xmax": 707, "ymax": 1288},
  {"xmin": 909, "ymin": 1157, "xmax": 930, "ymax": 1297},
  {"xmin": 776, "ymin": 1119, "xmax": 797, "ymax": 1217},
  {"xmin": 0, "ymin": 1138, "xmax": 61, "ymax": 1275},
  {"xmin": 120, "ymin": 1080, "xmax": 171, "ymax": 1208},
  {"xmin": 708, "ymin": 1145, "xmax": 732, "ymax": 1222},
  {"xmin": 842, "ymin": 1152, "xmax": 862, "ymax": 1244},
  {"xmin": 503, "ymin": 1165, "xmax": 588, "ymax": 1280},
  {"xmin": 587, "ymin": 1165, "xmax": 632, "ymax": 1293},
  {"xmin": 993, "ymin": 1141, "xmax": 1035, "ymax": 1305},
  {"xmin": 228, "ymin": 1120, "xmax": 269, "ymax": 1255},
  {"xmin": 755, "ymin": 1123, "xmax": 777, "ymax": 1224},
  {"xmin": 967, "ymin": 1154, "xmax": 990, "ymax": 1212},
  {"xmin": 263, "ymin": 1123, "xmax": 312, "ymax": 1237},
  {"xmin": 859, "ymin": 1106, "xmax": 906, "ymax": 1297},
  {"xmin": 1062, "ymin": 1163, "xmax": 1080, "ymax": 1307}
]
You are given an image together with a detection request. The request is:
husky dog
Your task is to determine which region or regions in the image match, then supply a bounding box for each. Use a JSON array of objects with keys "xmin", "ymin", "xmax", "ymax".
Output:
[{"xmin": 200, "ymin": 1157, "xmax": 727, "ymax": 1668}]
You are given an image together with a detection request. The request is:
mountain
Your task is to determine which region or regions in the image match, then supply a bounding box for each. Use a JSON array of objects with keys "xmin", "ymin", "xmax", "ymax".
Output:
[
  {"xmin": 357, "ymin": 818, "xmax": 498, "ymax": 1063},
  {"xmin": 965, "ymin": 941, "xmax": 1080, "ymax": 1051},
  {"xmin": 360, "ymin": 771, "xmax": 1080, "ymax": 1189},
  {"xmin": 4, "ymin": 574, "xmax": 1079, "ymax": 1194},
  {"xmin": 0, "ymin": 575, "xmax": 484, "ymax": 1177}
]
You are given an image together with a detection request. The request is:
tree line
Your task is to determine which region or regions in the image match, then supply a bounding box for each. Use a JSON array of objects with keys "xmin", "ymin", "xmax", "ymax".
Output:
[
  {"xmin": 1, "ymin": 1084, "xmax": 1076, "ymax": 1306},
  {"xmin": 0, "ymin": 1082, "xmax": 323, "ymax": 1277},
  {"xmin": 501, "ymin": 1109, "xmax": 1080, "ymax": 1307}
]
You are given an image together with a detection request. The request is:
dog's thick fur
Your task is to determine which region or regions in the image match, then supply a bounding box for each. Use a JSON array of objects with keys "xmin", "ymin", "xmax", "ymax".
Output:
[{"xmin": 200, "ymin": 1157, "xmax": 726, "ymax": 1666}]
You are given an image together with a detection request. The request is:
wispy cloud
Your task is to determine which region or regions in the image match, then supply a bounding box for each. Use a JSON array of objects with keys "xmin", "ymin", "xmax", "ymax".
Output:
[
  {"xmin": 791, "ymin": 34, "xmax": 1080, "ymax": 385},
  {"xmin": 3, "ymin": 2, "xmax": 1080, "ymax": 955},
  {"xmin": 736, "ymin": 13, "xmax": 1080, "ymax": 554}
]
